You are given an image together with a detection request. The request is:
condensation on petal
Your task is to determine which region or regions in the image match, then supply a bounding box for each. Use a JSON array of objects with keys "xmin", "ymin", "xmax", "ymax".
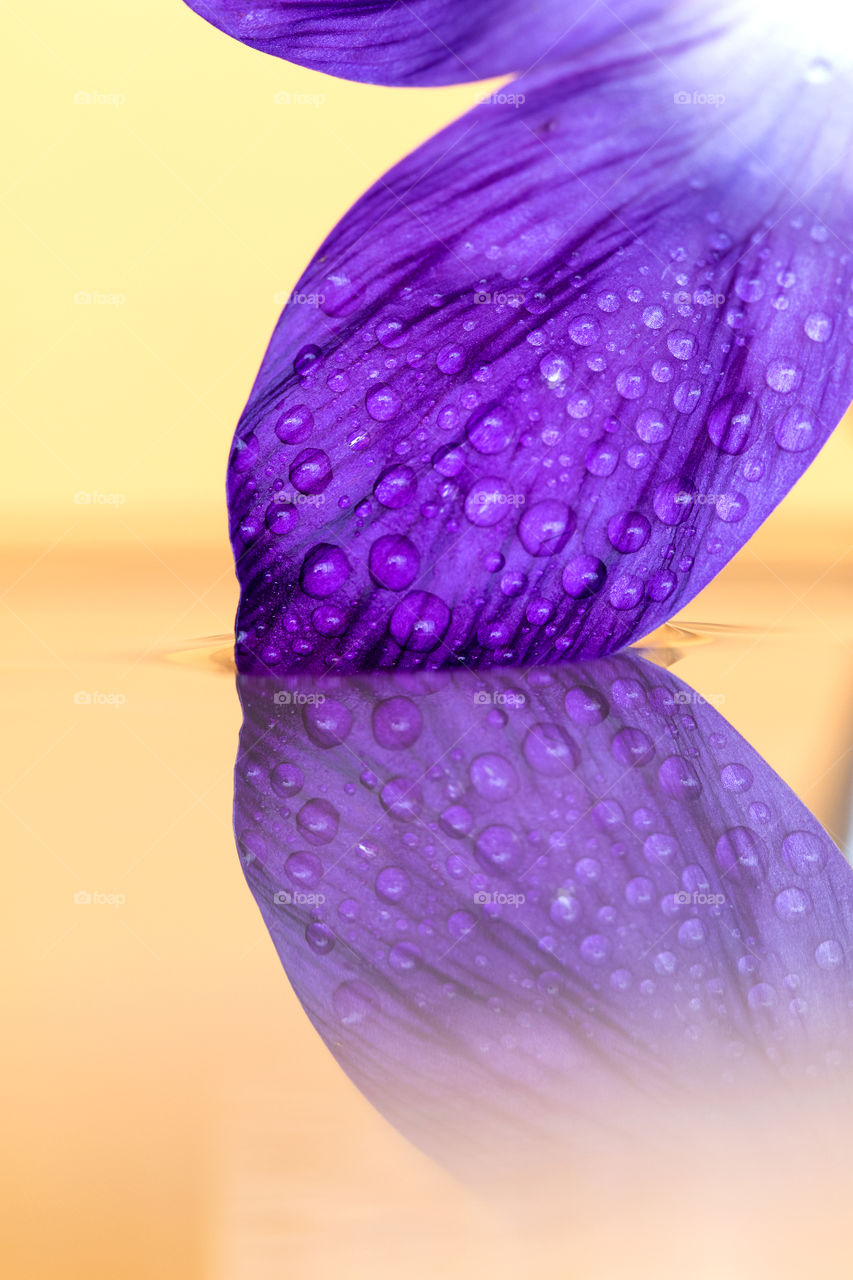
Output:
[
  {"xmin": 227, "ymin": 6, "xmax": 853, "ymax": 673},
  {"xmin": 234, "ymin": 654, "xmax": 853, "ymax": 1161}
]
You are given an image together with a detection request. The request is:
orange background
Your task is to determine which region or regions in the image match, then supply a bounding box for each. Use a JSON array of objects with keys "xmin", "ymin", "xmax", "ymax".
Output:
[{"xmin": 3, "ymin": 3, "xmax": 853, "ymax": 1277}]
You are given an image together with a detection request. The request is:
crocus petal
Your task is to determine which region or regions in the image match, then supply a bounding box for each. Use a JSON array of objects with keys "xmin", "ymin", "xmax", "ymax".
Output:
[
  {"xmin": 229, "ymin": 8, "xmax": 853, "ymax": 674},
  {"xmin": 182, "ymin": 0, "xmax": 659, "ymax": 86},
  {"xmin": 234, "ymin": 655, "xmax": 853, "ymax": 1161}
]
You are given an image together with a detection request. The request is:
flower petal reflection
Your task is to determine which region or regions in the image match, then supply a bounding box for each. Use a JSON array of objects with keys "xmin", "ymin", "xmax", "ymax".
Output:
[{"xmin": 234, "ymin": 654, "xmax": 853, "ymax": 1166}]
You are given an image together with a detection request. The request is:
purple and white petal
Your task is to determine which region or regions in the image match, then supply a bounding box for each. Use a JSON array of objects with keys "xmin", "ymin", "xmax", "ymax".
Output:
[
  {"xmin": 182, "ymin": 0, "xmax": 662, "ymax": 86},
  {"xmin": 234, "ymin": 654, "xmax": 853, "ymax": 1161},
  {"xmin": 229, "ymin": 7, "xmax": 853, "ymax": 674}
]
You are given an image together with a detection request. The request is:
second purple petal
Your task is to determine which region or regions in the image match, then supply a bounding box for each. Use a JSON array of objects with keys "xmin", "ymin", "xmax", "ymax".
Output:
[
  {"xmin": 229, "ymin": 6, "xmax": 853, "ymax": 674},
  {"xmin": 182, "ymin": 0, "xmax": 660, "ymax": 86}
]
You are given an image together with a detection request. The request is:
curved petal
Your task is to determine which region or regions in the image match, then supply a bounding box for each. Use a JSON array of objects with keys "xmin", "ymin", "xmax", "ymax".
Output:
[
  {"xmin": 228, "ymin": 9, "xmax": 853, "ymax": 674},
  {"xmin": 234, "ymin": 655, "xmax": 853, "ymax": 1164},
  {"xmin": 182, "ymin": 0, "xmax": 661, "ymax": 86}
]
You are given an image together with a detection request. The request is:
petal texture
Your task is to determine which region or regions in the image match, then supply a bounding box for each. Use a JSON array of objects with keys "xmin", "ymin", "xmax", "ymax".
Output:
[
  {"xmin": 234, "ymin": 656, "xmax": 853, "ymax": 1159},
  {"xmin": 183, "ymin": 0, "xmax": 662, "ymax": 86},
  {"xmin": 228, "ymin": 9, "xmax": 853, "ymax": 674}
]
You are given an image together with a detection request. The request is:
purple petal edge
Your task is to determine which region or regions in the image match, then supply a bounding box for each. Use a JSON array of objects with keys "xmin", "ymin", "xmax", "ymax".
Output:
[
  {"xmin": 228, "ymin": 13, "xmax": 853, "ymax": 675},
  {"xmin": 182, "ymin": 0, "xmax": 669, "ymax": 86},
  {"xmin": 234, "ymin": 655, "xmax": 853, "ymax": 1162}
]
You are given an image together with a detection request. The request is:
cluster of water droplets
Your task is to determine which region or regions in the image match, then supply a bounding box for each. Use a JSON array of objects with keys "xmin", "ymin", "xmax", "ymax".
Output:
[
  {"xmin": 227, "ymin": 33, "xmax": 853, "ymax": 674},
  {"xmin": 230, "ymin": 188, "xmax": 850, "ymax": 674},
  {"xmin": 234, "ymin": 659, "xmax": 852, "ymax": 1088}
]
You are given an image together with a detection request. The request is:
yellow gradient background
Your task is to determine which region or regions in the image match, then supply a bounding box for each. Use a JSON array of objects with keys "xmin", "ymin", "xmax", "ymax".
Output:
[{"xmin": 3, "ymin": 4, "xmax": 853, "ymax": 1279}]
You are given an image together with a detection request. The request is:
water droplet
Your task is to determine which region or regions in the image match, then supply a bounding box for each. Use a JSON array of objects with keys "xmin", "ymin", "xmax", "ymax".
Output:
[
  {"xmin": 372, "ymin": 696, "xmax": 423, "ymax": 749},
  {"xmin": 374, "ymin": 464, "xmax": 416, "ymax": 508},
  {"xmin": 469, "ymin": 753, "xmax": 519, "ymax": 802},
  {"xmin": 782, "ymin": 830, "xmax": 828, "ymax": 877},
  {"xmin": 569, "ymin": 314, "xmax": 601, "ymax": 346},
  {"xmin": 518, "ymin": 500, "xmax": 576, "ymax": 555},
  {"xmin": 539, "ymin": 352, "xmax": 570, "ymax": 384},
  {"xmin": 275, "ymin": 404, "xmax": 314, "ymax": 443},
  {"xmin": 765, "ymin": 359, "xmax": 802, "ymax": 394},
  {"xmin": 804, "ymin": 312, "xmax": 832, "ymax": 343},
  {"xmin": 635, "ymin": 407, "xmax": 672, "ymax": 443},
  {"xmin": 608, "ymin": 510, "xmax": 651, "ymax": 552},
  {"xmin": 376, "ymin": 866, "xmax": 412, "ymax": 902},
  {"xmin": 774, "ymin": 886, "xmax": 812, "ymax": 921},
  {"xmin": 389, "ymin": 592, "xmax": 451, "ymax": 652},
  {"xmin": 467, "ymin": 409, "xmax": 513, "ymax": 454},
  {"xmin": 436, "ymin": 343, "xmax": 466, "ymax": 374},
  {"xmin": 667, "ymin": 330, "xmax": 696, "ymax": 360},
  {"xmin": 616, "ymin": 368, "xmax": 647, "ymax": 399},
  {"xmin": 299, "ymin": 544, "xmax": 351, "ymax": 598},
  {"xmin": 290, "ymin": 447, "xmax": 332, "ymax": 495},
  {"xmin": 366, "ymin": 383, "xmax": 401, "ymax": 421},
  {"xmin": 707, "ymin": 392, "xmax": 758, "ymax": 454},
  {"xmin": 369, "ymin": 534, "xmax": 420, "ymax": 590},
  {"xmin": 774, "ymin": 405, "xmax": 816, "ymax": 452},
  {"xmin": 562, "ymin": 555, "xmax": 606, "ymax": 598}
]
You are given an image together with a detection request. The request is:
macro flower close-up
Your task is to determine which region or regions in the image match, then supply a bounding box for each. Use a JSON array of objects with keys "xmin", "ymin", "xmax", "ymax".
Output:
[
  {"xmin": 5, "ymin": 1, "xmax": 853, "ymax": 1277},
  {"xmin": 185, "ymin": 0, "xmax": 853, "ymax": 672}
]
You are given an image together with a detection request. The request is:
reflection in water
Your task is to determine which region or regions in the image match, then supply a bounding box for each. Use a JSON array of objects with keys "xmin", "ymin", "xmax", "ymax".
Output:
[{"xmin": 233, "ymin": 654, "xmax": 853, "ymax": 1181}]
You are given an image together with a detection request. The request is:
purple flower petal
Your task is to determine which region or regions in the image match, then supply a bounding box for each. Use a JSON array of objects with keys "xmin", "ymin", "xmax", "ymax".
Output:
[
  {"xmin": 182, "ymin": 0, "xmax": 655, "ymax": 86},
  {"xmin": 234, "ymin": 655, "xmax": 853, "ymax": 1156},
  {"xmin": 229, "ymin": 12, "xmax": 853, "ymax": 674}
]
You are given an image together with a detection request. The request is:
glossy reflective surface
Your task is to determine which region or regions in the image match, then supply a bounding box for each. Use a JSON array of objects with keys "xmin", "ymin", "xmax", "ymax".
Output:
[
  {"xmin": 6, "ymin": 510, "xmax": 853, "ymax": 1278},
  {"xmin": 5, "ymin": 1, "xmax": 853, "ymax": 1270}
]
